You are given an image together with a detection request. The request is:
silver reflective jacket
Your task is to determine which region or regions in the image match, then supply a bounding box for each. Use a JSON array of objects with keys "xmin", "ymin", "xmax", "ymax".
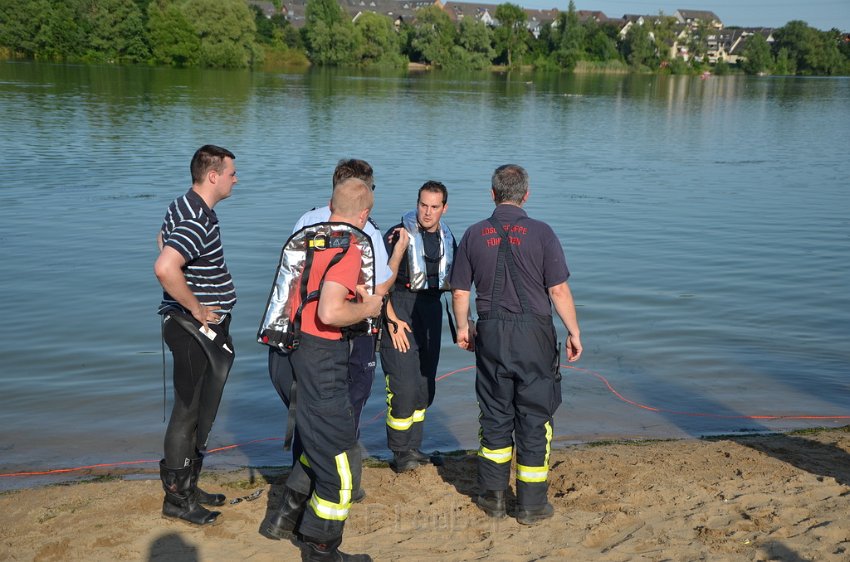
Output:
[
  {"xmin": 402, "ymin": 211, "xmax": 455, "ymax": 291},
  {"xmin": 258, "ymin": 222, "xmax": 375, "ymax": 350}
]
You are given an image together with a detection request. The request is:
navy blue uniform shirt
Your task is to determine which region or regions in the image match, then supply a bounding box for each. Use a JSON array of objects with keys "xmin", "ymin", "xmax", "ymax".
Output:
[{"xmin": 450, "ymin": 204, "xmax": 569, "ymax": 316}]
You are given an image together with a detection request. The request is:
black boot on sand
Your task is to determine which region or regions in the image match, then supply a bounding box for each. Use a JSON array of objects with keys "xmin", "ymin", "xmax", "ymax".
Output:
[
  {"xmin": 191, "ymin": 454, "xmax": 226, "ymax": 506},
  {"xmin": 515, "ymin": 502, "xmax": 554, "ymax": 525},
  {"xmin": 265, "ymin": 487, "xmax": 309, "ymax": 540},
  {"xmin": 475, "ymin": 490, "xmax": 507, "ymax": 518},
  {"xmin": 299, "ymin": 535, "xmax": 372, "ymax": 562},
  {"xmin": 160, "ymin": 460, "xmax": 220, "ymax": 525}
]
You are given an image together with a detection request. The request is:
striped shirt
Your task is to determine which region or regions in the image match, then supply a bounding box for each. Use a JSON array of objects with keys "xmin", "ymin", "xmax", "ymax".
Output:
[{"xmin": 158, "ymin": 189, "xmax": 236, "ymax": 315}]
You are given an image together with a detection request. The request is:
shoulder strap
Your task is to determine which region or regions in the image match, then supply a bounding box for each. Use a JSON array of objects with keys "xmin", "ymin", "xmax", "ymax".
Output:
[
  {"xmin": 487, "ymin": 217, "xmax": 530, "ymax": 314},
  {"xmin": 290, "ymin": 243, "xmax": 350, "ymax": 347}
]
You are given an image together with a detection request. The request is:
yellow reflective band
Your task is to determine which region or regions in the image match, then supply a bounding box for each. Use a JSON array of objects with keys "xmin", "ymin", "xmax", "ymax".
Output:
[
  {"xmin": 387, "ymin": 412, "xmax": 415, "ymax": 431},
  {"xmin": 478, "ymin": 445, "xmax": 513, "ymax": 464},
  {"xmin": 516, "ymin": 463, "xmax": 548, "ymax": 483},
  {"xmin": 385, "ymin": 376, "xmax": 425, "ymax": 431},
  {"xmin": 308, "ymin": 451, "xmax": 353, "ymax": 522},
  {"xmin": 544, "ymin": 421, "xmax": 553, "ymax": 466},
  {"xmin": 299, "ymin": 453, "xmax": 310, "ymax": 468},
  {"xmin": 309, "ymin": 492, "xmax": 350, "ymax": 521},
  {"xmin": 336, "ymin": 452, "xmax": 352, "ymax": 506}
]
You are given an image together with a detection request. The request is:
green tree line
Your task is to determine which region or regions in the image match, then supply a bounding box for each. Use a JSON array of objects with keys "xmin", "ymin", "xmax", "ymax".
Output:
[{"xmin": 1, "ymin": 0, "xmax": 848, "ymax": 74}]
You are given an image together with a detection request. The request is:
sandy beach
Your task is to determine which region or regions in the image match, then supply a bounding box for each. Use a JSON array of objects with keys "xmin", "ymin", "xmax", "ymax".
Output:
[{"xmin": 2, "ymin": 427, "xmax": 850, "ymax": 561}]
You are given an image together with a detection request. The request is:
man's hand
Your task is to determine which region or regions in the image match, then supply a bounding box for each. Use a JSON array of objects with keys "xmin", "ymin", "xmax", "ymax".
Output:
[
  {"xmin": 191, "ymin": 303, "xmax": 221, "ymax": 329},
  {"xmin": 456, "ymin": 326, "xmax": 474, "ymax": 352},
  {"xmin": 389, "ymin": 319, "xmax": 412, "ymax": 352},
  {"xmin": 356, "ymin": 285, "xmax": 384, "ymax": 318},
  {"xmin": 566, "ymin": 333, "xmax": 582, "ymax": 362},
  {"xmin": 389, "ymin": 228, "xmax": 409, "ymax": 257}
]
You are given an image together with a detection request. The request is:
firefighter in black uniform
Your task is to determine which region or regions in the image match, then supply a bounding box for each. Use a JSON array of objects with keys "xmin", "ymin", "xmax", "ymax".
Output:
[
  {"xmin": 263, "ymin": 178, "xmax": 382, "ymax": 561},
  {"xmin": 381, "ymin": 181, "xmax": 456, "ymax": 472},
  {"xmin": 450, "ymin": 164, "xmax": 583, "ymax": 525}
]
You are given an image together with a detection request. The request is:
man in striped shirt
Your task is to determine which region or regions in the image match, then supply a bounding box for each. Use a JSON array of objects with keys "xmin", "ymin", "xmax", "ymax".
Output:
[{"xmin": 154, "ymin": 144, "xmax": 238, "ymax": 526}]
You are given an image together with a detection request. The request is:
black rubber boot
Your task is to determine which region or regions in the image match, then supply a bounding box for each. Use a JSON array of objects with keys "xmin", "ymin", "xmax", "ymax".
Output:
[
  {"xmin": 407, "ymin": 449, "xmax": 430, "ymax": 463},
  {"xmin": 475, "ymin": 490, "xmax": 507, "ymax": 518},
  {"xmin": 299, "ymin": 535, "xmax": 372, "ymax": 561},
  {"xmin": 390, "ymin": 450, "xmax": 420, "ymax": 473},
  {"xmin": 265, "ymin": 487, "xmax": 309, "ymax": 540},
  {"xmin": 515, "ymin": 502, "xmax": 554, "ymax": 525},
  {"xmin": 191, "ymin": 454, "xmax": 226, "ymax": 506},
  {"xmin": 160, "ymin": 460, "xmax": 220, "ymax": 525}
]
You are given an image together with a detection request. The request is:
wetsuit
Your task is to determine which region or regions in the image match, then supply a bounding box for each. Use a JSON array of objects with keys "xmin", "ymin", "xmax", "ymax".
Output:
[
  {"xmin": 159, "ymin": 189, "xmax": 236, "ymax": 468},
  {"xmin": 449, "ymin": 204, "xmax": 567, "ymax": 511}
]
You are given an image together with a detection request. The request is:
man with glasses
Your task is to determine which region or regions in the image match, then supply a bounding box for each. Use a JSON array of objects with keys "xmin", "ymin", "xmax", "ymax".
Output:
[{"xmin": 381, "ymin": 181, "xmax": 456, "ymax": 472}]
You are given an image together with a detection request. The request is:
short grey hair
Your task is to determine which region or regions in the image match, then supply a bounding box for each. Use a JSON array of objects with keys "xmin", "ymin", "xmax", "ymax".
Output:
[{"xmin": 491, "ymin": 164, "xmax": 528, "ymax": 205}]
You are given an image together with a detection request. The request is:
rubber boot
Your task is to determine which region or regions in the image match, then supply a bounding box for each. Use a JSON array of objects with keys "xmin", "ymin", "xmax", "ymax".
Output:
[
  {"xmin": 515, "ymin": 502, "xmax": 554, "ymax": 525},
  {"xmin": 160, "ymin": 460, "xmax": 220, "ymax": 525},
  {"xmin": 265, "ymin": 487, "xmax": 309, "ymax": 540},
  {"xmin": 191, "ymin": 454, "xmax": 226, "ymax": 506},
  {"xmin": 299, "ymin": 535, "xmax": 372, "ymax": 561},
  {"xmin": 474, "ymin": 490, "xmax": 506, "ymax": 518}
]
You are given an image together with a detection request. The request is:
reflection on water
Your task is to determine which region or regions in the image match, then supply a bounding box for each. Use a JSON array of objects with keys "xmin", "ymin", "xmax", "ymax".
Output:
[{"xmin": 1, "ymin": 62, "xmax": 848, "ymax": 490}]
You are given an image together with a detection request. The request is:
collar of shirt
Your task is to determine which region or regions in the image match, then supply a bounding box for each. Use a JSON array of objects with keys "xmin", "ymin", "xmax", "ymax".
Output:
[
  {"xmin": 491, "ymin": 204, "xmax": 528, "ymax": 222},
  {"xmin": 186, "ymin": 189, "xmax": 218, "ymax": 224}
]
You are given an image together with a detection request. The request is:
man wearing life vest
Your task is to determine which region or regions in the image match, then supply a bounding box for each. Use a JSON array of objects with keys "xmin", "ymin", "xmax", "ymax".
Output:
[
  {"xmin": 261, "ymin": 178, "xmax": 382, "ymax": 562},
  {"xmin": 267, "ymin": 159, "xmax": 409, "ymax": 502},
  {"xmin": 381, "ymin": 181, "xmax": 456, "ymax": 473},
  {"xmin": 450, "ymin": 164, "xmax": 583, "ymax": 526}
]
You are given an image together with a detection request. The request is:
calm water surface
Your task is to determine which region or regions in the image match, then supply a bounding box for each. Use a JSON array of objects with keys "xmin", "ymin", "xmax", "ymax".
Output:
[{"xmin": 1, "ymin": 62, "xmax": 848, "ymax": 490}]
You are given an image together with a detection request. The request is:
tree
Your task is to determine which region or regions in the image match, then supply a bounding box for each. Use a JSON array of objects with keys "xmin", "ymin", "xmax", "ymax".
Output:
[
  {"xmin": 304, "ymin": 0, "xmax": 359, "ymax": 65},
  {"xmin": 583, "ymin": 20, "xmax": 618, "ymax": 62},
  {"xmin": 452, "ymin": 18, "xmax": 495, "ymax": 69},
  {"xmin": 621, "ymin": 21, "xmax": 653, "ymax": 68},
  {"xmin": 34, "ymin": 2, "xmax": 86, "ymax": 60},
  {"xmin": 181, "ymin": 0, "xmax": 262, "ymax": 68},
  {"xmin": 740, "ymin": 33, "xmax": 772, "ymax": 74},
  {"xmin": 353, "ymin": 12, "xmax": 404, "ymax": 67},
  {"xmin": 147, "ymin": 0, "xmax": 201, "ymax": 66},
  {"xmin": 554, "ymin": 0, "xmax": 583, "ymax": 69},
  {"xmin": 772, "ymin": 46, "xmax": 796, "ymax": 75},
  {"xmin": 0, "ymin": 0, "xmax": 51, "ymax": 57},
  {"xmin": 409, "ymin": 5, "xmax": 455, "ymax": 66},
  {"xmin": 78, "ymin": 0, "xmax": 151, "ymax": 63},
  {"xmin": 651, "ymin": 13, "xmax": 679, "ymax": 64},
  {"xmin": 494, "ymin": 3, "xmax": 527, "ymax": 67}
]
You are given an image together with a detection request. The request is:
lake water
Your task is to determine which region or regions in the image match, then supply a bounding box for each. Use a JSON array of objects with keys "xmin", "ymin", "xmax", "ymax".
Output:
[{"xmin": 1, "ymin": 62, "xmax": 848, "ymax": 491}]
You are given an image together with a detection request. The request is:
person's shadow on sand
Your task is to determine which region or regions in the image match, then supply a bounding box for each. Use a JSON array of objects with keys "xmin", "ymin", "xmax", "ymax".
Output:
[
  {"xmin": 146, "ymin": 532, "xmax": 199, "ymax": 562},
  {"xmin": 434, "ymin": 451, "xmax": 523, "ymax": 515},
  {"xmin": 718, "ymin": 430, "xmax": 850, "ymax": 486}
]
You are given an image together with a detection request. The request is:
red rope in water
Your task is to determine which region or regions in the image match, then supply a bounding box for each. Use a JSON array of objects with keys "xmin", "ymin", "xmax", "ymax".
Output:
[{"xmin": 2, "ymin": 364, "xmax": 848, "ymax": 479}]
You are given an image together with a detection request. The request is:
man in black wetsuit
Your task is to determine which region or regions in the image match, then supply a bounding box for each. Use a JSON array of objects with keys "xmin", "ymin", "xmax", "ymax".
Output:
[{"xmin": 154, "ymin": 145, "xmax": 238, "ymax": 526}]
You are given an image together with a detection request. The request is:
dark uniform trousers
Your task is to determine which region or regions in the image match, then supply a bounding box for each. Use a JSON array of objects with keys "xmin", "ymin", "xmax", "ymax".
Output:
[
  {"xmin": 380, "ymin": 288, "xmax": 442, "ymax": 452},
  {"xmin": 474, "ymin": 311, "xmax": 561, "ymax": 510},
  {"xmin": 285, "ymin": 333, "xmax": 360, "ymax": 542}
]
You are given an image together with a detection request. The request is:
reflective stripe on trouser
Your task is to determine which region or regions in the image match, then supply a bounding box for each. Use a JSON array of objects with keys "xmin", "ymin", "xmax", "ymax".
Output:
[
  {"xmin": 474, "ymin": 312, "xmax": 561, "ymax": 509},
  {"xmin": 290, "ymin": 333, "xmax": 360, "ymax": 542},
  {"xmin": 380, "ymin": 289, "xmax": 441, "ymax": 452}
]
